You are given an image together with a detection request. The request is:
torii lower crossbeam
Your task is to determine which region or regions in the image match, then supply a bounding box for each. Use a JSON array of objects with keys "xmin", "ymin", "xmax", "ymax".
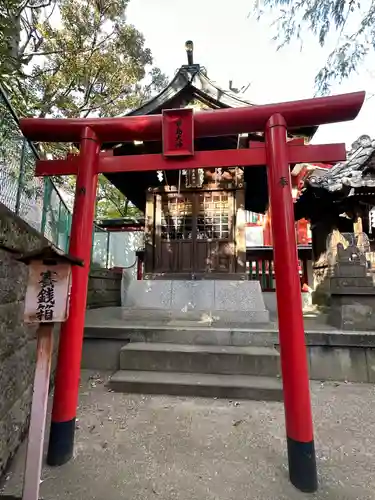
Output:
[{"xmin": 35, "ymin": 142, "xmax": 345, "ymax": 176}]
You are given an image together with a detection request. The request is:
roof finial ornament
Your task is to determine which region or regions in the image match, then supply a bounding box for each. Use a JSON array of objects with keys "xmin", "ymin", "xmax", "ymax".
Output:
[{"xmin": 185, "ymin": 40, "xmax": 194, "ymax": 65}]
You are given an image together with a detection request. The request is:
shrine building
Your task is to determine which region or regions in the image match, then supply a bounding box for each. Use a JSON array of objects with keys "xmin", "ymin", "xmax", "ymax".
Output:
[{"xmin": 101, "ymin": 41, "xmax": 316, "ymax": 281}]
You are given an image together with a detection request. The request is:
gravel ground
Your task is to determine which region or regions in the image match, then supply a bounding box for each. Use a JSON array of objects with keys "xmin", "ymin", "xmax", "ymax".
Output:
[{"xmin": 1, "ymin": 370, "xmax": 375, "ymax": 500}]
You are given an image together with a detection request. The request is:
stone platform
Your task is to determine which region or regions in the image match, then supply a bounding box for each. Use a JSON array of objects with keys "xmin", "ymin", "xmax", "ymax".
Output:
[
  {"xmin": 83, "ymin": 306, "xmax": 375, "ymax": 384},
  {"xmin": 121, "ymin": 279, "xmax": 269, "ymax": 323},
  {"xmin": 91, "ymin": 279, "xmax": 277, "ymax": 400}
]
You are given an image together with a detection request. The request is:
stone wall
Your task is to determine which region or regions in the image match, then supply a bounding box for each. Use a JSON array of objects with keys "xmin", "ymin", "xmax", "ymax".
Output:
[
  {"xmin": 87, "ymin": 268, "xmax": 122, "ymax": 309},
  {"xmin": 0, "ymin": 203, "xmax": 49, "ymax": 477},
  {"xmin": 0, "ymin": 203, "xmax": 121, "ymax": 478}
]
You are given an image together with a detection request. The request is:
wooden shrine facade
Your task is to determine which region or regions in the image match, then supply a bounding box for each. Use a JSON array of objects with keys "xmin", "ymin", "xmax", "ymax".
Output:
[{"xmin": 144, "ymin": 168, "xmax": 246, "ymax": 279}]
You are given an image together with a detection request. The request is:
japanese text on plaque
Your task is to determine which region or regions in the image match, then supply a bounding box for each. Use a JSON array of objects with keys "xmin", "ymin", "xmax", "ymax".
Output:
[
  {"xmin": 175, "ymin": 118, "xmax": 183, "ymax": 148},
  {"xmin": 36, "ymin": 270, "xmax": 57, "ymax": 321}
]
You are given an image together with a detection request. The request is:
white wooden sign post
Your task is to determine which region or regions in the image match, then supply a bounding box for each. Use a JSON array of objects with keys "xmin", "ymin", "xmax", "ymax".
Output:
[
  {"xmin": 24, "ymin": 263, "xmax": 72, "ymax": 324},
  {"xmin": 15, "ymin": 245, "xmax": 82, "ymax": 500}
]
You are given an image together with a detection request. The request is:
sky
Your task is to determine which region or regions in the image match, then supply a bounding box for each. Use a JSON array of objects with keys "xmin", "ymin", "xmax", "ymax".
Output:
[{"xmin": 127, "ymin": 0, "xmax": 375, "ymax": 149}]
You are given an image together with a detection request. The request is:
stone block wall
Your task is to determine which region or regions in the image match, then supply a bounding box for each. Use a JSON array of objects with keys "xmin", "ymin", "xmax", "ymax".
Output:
[
  {"xmin": 0, "ymin": 203, "xmax": 48, "ymax": 477},
  {"xmin": 0, "ymin": 203, "xmax": 121, "ymax": 478},
  {"xmin": 0, "ymin": 255, "xmax": 61, "ymax": 477},
  {"xmin": 87, "ymin": 268, "xmax": 122, "ymax": 308}
]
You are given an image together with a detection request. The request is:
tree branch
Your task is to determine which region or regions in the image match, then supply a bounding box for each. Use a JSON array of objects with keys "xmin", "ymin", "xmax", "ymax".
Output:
[
  {"xmin": 77, "ymin": 69, "xmax": 102, "ymax": 114},
  {"xmin": 79, "ymin": 87, "xmax": 129, "ymax": 115},
  {"xmin": 21, "ymin": 29, "xmax": 117, "ymax": 59}
]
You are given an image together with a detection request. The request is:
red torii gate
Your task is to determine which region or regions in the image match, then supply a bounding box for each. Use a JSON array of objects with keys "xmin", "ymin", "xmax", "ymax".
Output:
[{"xmin": 20, "ymin": 90, "xmax": 365, "ymax": 494}]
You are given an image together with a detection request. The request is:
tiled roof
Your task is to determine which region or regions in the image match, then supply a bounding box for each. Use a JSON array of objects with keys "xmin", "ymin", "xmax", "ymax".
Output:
[
  {"xmin": 124, "ymin": 65, "xmax": 254, "ymax": 117},
  {"xmin": 306, "ymin": 135, "xmax": 375, "ymax": 193}
]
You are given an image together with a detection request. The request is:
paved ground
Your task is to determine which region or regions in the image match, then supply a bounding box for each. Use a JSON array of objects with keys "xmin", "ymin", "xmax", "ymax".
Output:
[{"xmin": 2, "ymin": 371, "xmax": 375, "ymax": 500}]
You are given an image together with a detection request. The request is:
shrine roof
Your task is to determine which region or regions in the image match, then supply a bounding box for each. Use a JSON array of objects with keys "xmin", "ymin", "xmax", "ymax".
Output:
[
  {"xmin": 95, "ymin": 217, "xmax": 144, "ymax": 230},
  {"xmin": 120, "ymin": 62, "xmax": 317, "ymax": 139},
  {"xmin": 295, "ymin": 135, "xmax": 375, "ymax": 220},
  {"xmin": 125, "ymin": 64, "xmax": 255, "ymax": 116},
  {"xmin": 306, "ymin": 135, "xmax": 375, "ymax": 193},
  {"xmin": 104, "ymin": 42, "xmax": 317, "ymax": 216}
]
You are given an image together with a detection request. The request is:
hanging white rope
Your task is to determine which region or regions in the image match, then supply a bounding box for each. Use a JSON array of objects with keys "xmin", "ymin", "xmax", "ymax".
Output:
[{"xmin": 156, "ymin": 170, "xmax": 163, "ymax": 182}]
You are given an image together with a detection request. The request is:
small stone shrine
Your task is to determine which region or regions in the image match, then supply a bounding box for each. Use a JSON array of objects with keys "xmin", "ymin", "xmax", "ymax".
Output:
[
  {"xmin": 330, "ymin": 242, "xmax": 372, "ymax": 292},
  {"xmin": 328, "ymin": 238, "xmax": 375, "ymax": 330}
]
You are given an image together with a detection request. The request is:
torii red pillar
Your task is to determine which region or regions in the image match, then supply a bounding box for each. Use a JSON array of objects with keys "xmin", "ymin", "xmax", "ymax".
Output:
[
  {"xmin": 20, "ymin": 90, "xmax": 365, "ymax": 493},
  {"xmin": 266, "ymin": 114, "xmax": 316, "ymax": 491},
  {"xmin": 47, "ymin": 127, "xmax": 99, "ymax": 465}
]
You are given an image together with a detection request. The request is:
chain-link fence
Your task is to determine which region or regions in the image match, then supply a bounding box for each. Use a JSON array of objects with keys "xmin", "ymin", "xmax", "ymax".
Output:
[
  {"xmin": 0, "ymin": 85, "xmax": 72, "ymax": 251},
  {"xmin": 0, "ymin": 85, "xmax": 141, "ymax": 267}
]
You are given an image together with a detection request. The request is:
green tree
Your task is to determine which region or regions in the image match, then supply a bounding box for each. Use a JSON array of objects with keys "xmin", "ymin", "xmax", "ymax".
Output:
[
  {"xmin": 1, "ymin": 0, "xmax": 167, "ymax": 116},
  {"xmin": 250, "ymin": 0, "xmax": 375, "ymax": 94},
  {"xmin": 1, "ymin": 0, "xmax": 168, "ymax": 217},
  {"xmin": 96, "ymin": 176, "xmax": 142, "ymax": 220},
  {"xmin": 51, "ymin": 174, "xmax": 142, "ymax": 219}
]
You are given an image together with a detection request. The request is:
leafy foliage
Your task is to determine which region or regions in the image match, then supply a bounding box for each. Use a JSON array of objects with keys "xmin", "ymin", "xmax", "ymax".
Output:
[
  {"xmin": 250, "ymin": 0, "xmax": 375, "ymax": 94},
  {"xmin": 96, "ymin": 175, "xmax": 142, "ymax": 219},
  {"xmin": 1, "ymin": 0, "xmax": 168, "ymax": 218},
  {"xmin": 1, "ymin": 0, "xmax": 167, "ymax": 116},
  {"xmin": 51, "ymin": 174, "xmax": 143, "ymax": 219}
]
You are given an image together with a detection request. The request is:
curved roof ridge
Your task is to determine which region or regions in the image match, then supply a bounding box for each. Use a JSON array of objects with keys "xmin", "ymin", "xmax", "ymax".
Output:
[
  {"xmin": 194, "ymin": 72, "xmax": 254, "ymax": 107},
  {"xmin": 124, "ymin": 64, "xmax": 255, "ymax": 117},
  {"xmin": 125, "ymin": 66, "xmax": 196, "ymax": 116},
  {"xmin": 307, "ymin": 135, "xmax": 375, "ymax": 192}
]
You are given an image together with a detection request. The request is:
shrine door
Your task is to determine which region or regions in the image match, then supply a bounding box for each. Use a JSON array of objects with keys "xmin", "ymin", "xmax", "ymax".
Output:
[{"xmin": 152, "ymin": 191, "xmax": 236, "ymax": 278}]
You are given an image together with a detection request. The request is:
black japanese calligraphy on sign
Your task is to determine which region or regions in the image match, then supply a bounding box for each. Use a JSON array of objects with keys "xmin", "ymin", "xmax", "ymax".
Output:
[
  {"xmin": 36, "ymin": 270, "xmax": 57, "ymax": 321},
  {"xmin": 279, "ymin": 176, "xmax": 289, "ymax": 188},
  {"xmin": 175, "ymin": 118, "xmax": 183, "ymax": 149}
]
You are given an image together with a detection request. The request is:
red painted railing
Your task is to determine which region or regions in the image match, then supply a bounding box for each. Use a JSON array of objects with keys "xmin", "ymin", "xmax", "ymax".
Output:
[{"xmin": 247, "ymin": 246, "xmax": 312, "ymax": 291}]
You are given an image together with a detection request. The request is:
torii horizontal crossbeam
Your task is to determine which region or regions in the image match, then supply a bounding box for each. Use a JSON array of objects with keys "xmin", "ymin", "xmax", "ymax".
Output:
[
  {"xmin": 35, "ymin": 142, "xmax": 345, "ymax": 176},
  {"xmin": 21, "ymin": 91, "xmax": 365, "ymax": 143}
]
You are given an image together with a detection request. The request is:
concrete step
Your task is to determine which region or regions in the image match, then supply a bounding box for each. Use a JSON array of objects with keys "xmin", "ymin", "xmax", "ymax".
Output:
[
  {"xmin": 119, "ymin": 343, "xmax": 280, "ymax": 376},
  {"xmin": 109, "ymin": 370, "xmax": 283, "ymax": 401},
  {"xmin": 85, "ymin": 307, "xmax": 276, "ymax": 334},
  {"xmin": 85, "ymin": 324, "xmax": 278, "ymax": 347}
]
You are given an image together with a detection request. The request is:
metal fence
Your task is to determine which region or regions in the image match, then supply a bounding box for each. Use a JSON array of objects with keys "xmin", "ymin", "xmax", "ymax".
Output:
[
  {"xmin": 0, "ymin": 85, "xmax": 144, "ymax": 268},
  {"xmin": 0, "ymin": 85, "xmax": 72, "ymax": 251}
]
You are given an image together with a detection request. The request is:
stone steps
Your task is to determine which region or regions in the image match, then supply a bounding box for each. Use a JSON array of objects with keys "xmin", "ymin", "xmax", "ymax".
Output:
[
  {"xmin": 85, "ymin": 324, "xmax": 278, "ymax": 347},
  {"xmin": 109, "ymin": 342, "xmax": 282, "ymax": 401},
  {"xmin": 119, "ymin": 343, "xmax": 280, "ymax": 377},
  {"xmin": 87, "ymin": 302, "xmax": 282, "ymax": 401},
  {"xmin": 109, "ymin": 370, "xmax": 283, "ymax": 401}
]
